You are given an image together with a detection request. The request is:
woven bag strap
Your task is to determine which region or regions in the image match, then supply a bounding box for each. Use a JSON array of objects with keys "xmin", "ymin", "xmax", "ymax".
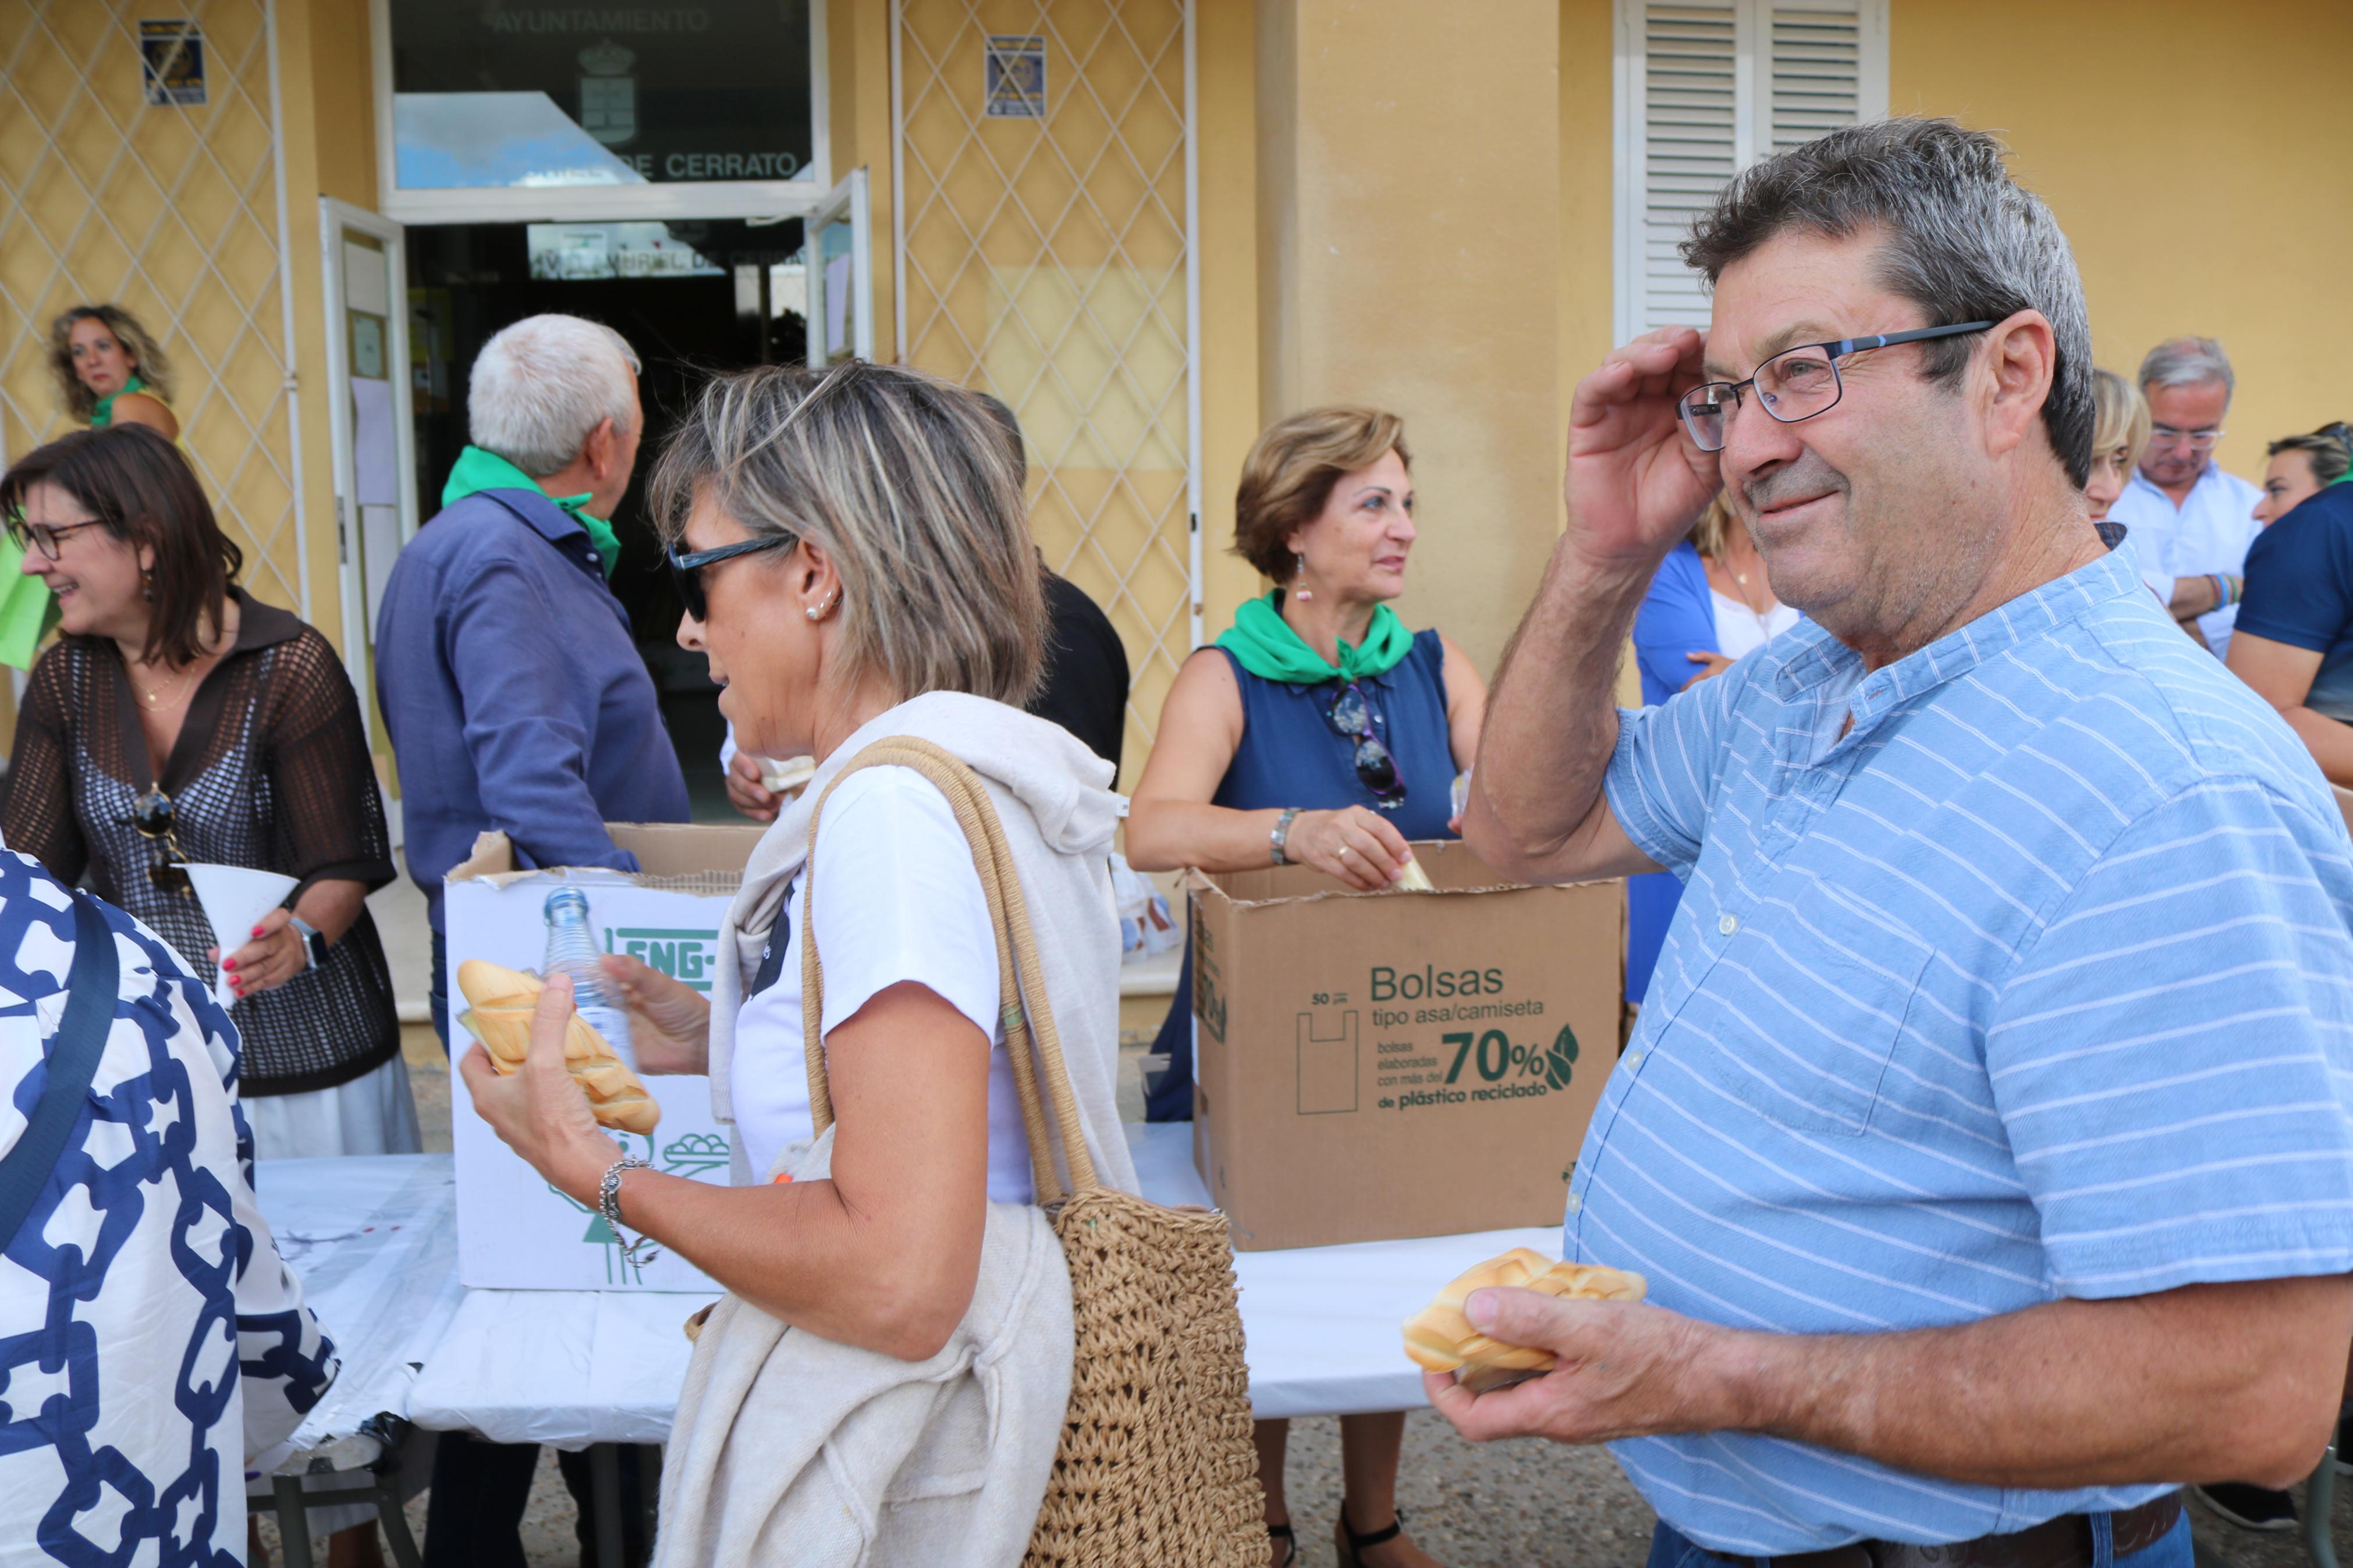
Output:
[{"xmin": 798, "ymin": 735, "xmax": 1102, "ymax": 1201}]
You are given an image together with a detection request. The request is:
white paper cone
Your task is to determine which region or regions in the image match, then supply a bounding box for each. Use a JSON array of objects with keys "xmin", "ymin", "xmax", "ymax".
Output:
[{"xmin": 184, "ymin": 862, "xmax": 299, "ymax": 1011}]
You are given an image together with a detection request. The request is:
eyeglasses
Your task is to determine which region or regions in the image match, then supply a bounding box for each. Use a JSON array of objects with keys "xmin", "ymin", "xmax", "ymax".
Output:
[
  {"xmin": 665, "ymin": 534, "xmax": 798, "ymax": 623},
  {"xmin": 10, "ymin": 517, "xmax": 106, "ymax": 561},
  {"xmin": 132, "ymin": 788, "xmax": 193, "ymax": 898},
  {"xmin": 2148, "ymin": 425, "xmax": 2224, "ymax": 451},
  {"xmin": 1674, "ymin": 322, "xmax": 1997, "ymax": 454},
  {"xmin": 1323, "ymin": 682, "xmax": 1406, "ymax": 810}
]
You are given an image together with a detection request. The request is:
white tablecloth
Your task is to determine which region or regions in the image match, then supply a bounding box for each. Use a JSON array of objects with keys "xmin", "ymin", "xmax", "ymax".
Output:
[
  {"xmin": 403, "ymin": 1125, "xmax": 1563, "ymax": 1445},
  {"xmin": 250, "ymin": 1153, "xmax": 468, "ymax": 1475}
]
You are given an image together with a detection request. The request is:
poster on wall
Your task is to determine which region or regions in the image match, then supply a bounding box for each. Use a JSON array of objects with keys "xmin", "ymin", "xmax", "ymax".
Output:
[
  {"xmin": 140, "ymin": 20, "xmax": 205, "ymax": 106},
  {"xmin": 985, "ymin": 35, "xmax": 1046, "ymax": 119}
]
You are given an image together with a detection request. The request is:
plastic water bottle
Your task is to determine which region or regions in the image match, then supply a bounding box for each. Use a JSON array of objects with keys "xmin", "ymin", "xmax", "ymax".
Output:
[{"xmin": 542, "ymin": 887, "xmax": 635, "ymax": 1067}]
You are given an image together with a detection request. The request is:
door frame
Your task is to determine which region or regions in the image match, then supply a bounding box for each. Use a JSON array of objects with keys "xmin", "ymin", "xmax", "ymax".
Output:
[
  {"xmin": 805, "ymin": 168, "xmax": 876, "ymax": 364},
  {"xmin": 318, "ymin": 197, "xmax": 419, "ymax": 747}
]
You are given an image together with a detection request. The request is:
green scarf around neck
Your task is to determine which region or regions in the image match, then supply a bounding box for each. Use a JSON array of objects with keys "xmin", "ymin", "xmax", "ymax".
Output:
[
  {"xmin": 443, "ymin": 445, "xmax": 621, "ymax": 580},
  {"xmin": 87, "ymin": 373, "xmax": 147, "ymax": 429},
  {"xmin": 1215, "ymin": 590, "xmax": 1413, "ymax": 684}
]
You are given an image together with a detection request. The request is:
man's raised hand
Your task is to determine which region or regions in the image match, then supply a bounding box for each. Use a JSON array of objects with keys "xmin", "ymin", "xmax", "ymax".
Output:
[{"xmin": 1563, "ymin": 327, "xmax": 1723, "ymax": 571}]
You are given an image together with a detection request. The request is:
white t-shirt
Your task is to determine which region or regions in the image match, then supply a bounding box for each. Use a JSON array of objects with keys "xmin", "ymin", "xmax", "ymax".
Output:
[
  {"xmin": 730, "ymin": 766, "xmax": 1037, "ymax": 1203},
  {"xmin": 1708, "ymin": 589, "xmax": 1802, "ymax": 662}
]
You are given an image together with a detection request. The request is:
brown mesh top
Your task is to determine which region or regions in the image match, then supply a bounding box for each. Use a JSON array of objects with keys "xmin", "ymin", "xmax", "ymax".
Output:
[{"xmin": 5, "ymin": 589, "xmax": 402, "ymax": 1094}]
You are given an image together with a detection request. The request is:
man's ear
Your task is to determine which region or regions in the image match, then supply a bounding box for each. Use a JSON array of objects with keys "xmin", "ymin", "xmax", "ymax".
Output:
[
  {"xmin": 1981, "ymin": 309, "xmax": 2057, "ymax": 461},
  {"xmin": 583, "ymin": 417, "xmax": 619, "ymax": 481}
]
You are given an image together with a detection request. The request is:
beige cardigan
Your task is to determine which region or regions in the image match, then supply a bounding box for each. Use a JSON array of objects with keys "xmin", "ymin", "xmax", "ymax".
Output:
[{"xmin": 655, "ymin": 693, "xmax": 1141, "ymax": 1567}]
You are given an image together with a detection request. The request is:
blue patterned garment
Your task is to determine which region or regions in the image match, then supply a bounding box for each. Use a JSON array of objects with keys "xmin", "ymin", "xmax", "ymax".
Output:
[
  {"xmin": 1582, "ymin": 546, "xmax": 2353, "ymax": 1552},
  {"xmin": 0, "ymin": 851, "xmax": 338, "ymax": 1566}
]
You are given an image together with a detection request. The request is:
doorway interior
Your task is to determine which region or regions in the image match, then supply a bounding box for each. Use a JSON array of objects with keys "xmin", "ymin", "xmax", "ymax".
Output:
[{"xmin": 405, "ymin": 218, "xmax": 810, "ymax": 819}]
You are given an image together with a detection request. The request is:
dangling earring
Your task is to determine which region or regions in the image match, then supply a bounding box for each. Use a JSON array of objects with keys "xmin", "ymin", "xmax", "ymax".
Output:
[
  {"xmin": 141, "ymin": 570, "xmax": 154, "ymax": 603},
  {"xmin": 1291, "ymin": 550, "xmax": 1313, "ymax": 603}
]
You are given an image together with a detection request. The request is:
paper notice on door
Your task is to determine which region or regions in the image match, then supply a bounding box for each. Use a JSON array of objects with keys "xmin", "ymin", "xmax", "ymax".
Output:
[{"xmin": 352, "ymin": 376, "xmax": 399, "ymax": 506}]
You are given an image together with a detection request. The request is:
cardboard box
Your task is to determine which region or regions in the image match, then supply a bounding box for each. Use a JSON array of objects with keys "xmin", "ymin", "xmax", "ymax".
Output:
[
  {"xmin": 445, "ymin": 823, "xmax": 764, "ymax": 1291},
  {"xmin": 1186, "ymin": 842, "xmax": 1623, "ymax": 1251}
]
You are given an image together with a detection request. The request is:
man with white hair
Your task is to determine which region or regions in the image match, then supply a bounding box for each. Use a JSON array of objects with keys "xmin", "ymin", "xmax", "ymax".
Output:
[
  {"xmin": 2107, "ymin": 336, "xmax": 2265, "ymax": 657},
  {"xmin": 376, "ymin": 311, "xmax": 679, "ymax": 1559}
]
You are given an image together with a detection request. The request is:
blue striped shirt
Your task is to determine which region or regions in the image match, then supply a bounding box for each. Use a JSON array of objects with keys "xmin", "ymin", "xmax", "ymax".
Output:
[{"xmin": 1579, "ymin": 546, "xmax": 2353, "ymax": 1552}]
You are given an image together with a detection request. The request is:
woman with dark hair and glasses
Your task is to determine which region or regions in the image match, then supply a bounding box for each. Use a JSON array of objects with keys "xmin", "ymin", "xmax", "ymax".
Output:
[
  {"xmin": 1124, "ymin": 406, "xmax": 1482, "ymax": 1568},
  {"xmin": 0, "ymin": 425, "xmax": 414, "ymax": 1158}
]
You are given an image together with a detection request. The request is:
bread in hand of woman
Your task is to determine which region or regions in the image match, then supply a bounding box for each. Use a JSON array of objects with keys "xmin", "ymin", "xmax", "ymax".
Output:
[
  {"xmin": 1402, "ymin": 1246, "xmax": 1646, "ymax": 1392},
  {"xmin": 455, "ymin": 958, "xmax": 661, "ymax": 1135}
]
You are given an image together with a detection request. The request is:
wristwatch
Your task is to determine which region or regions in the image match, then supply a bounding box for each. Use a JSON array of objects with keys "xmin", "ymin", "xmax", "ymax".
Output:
[{"xmin": 287, "ymin": 915, "xmax": 329, "ymax": 969}]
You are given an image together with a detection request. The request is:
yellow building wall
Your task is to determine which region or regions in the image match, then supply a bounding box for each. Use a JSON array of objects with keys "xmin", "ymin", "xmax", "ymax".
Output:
[
  {"xmin": 1251, "ymin": 0, "xmax": 1563, "ymax": 681},
  {"xmin": 1890, "ymin": 0, "xmax": 2353, "ymax": 492}
]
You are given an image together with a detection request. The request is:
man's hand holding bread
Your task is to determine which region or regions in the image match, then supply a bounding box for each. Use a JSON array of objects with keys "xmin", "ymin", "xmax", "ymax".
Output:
[{"xmin": 1411, "ymin": 1248, "xmax": 1741, "ymax": 1447}]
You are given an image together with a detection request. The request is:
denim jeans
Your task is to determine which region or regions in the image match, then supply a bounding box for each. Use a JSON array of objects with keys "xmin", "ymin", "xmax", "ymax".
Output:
[{"xmin": 1646, "ymin": 1506, "xmax": 2190, "ymax": 1568}]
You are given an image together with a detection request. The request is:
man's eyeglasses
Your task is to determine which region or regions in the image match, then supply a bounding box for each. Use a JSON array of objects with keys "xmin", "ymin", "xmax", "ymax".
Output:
[
  {"xmin": 665, "ymin": 533, "xmax": 799, "ymax": 623},
  {"xmin": 2148, "ymin": 425, "xmax": 2224, "ymax": 451},
  {"xmin": 9, "ymin": 517, "xmax": 107, "ymax": 561},
  {"xmin": 132, "ymin": 788, "xmax": 193, "ymax": 899},
  {"xmin": 1675, "ymin": 322, "xmax": 1996, "ymax": 454},
  {"xmin": 1324, "ymin": 682, "xmax": 1406, "ymax": 810}
]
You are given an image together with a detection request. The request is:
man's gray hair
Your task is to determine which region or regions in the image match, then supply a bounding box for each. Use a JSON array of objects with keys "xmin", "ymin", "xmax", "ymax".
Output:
[
  {"xmin": 467, "ymin": 314, "xmax": 643, "ymax": 477},
  {"xmin": 2137, "ymin": 336, "xmax": 2234, "ymax": 403},
  {"xmin": 1681, "ymin": 117, "xmax": 2095, "ymax": 487}
]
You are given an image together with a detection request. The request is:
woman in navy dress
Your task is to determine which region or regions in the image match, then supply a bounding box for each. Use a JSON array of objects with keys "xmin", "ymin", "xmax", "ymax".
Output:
[{"xmin": 1127, "ymin": 407, "xmax": 1484, "ymax": 1568}]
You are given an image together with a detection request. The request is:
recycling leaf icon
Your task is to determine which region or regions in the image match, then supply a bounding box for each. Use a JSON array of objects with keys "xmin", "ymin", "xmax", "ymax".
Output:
[{"xmin": 1545, "ymin": 1025, "xmax": 1580, "ymax": 1091}]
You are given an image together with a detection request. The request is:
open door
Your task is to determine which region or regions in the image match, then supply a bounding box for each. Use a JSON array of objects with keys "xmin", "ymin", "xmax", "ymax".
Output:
[
  {"xmin": 319, "ymin": 200, "xmax": 419, "ymax": 742},
  {"xmin": 804, "ymin": 168, "xmax": 874, "ymax": 365}
]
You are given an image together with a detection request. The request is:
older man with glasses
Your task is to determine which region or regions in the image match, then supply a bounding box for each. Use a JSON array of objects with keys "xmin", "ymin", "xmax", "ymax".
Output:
[
  {"xmin": 1440, "ymin": 118, "xmax": 2353, "ymax": 1568},
  {"xmin": 2106, "ymin": 336, "xmax": 2266, "ymax": 658}
]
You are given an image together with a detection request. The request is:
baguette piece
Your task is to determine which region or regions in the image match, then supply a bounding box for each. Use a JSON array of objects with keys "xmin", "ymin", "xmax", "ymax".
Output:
[
  {"xmin": 455, "ymin": 958, "xmax": 661, "ymax": 1135},
  {"xmin": 1403, "ymin": 1247, "xmax": 1646, "ymax": 1392}
]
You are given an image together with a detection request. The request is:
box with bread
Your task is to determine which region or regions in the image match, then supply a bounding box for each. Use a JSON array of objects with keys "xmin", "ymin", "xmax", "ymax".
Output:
[
  {"xmin": 1183, "ymin": 841, "xmax": 1622, "ymax": 1250},
  {"xmin": 443, "ymin": 823, "xmax": 763, "ymax": 1291}
]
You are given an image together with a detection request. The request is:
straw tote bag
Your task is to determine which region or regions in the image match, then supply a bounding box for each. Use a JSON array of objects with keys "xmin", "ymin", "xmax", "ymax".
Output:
[{"xmin": 661, "ymin": 737, "xmax": 1265, "ymax": 1568}]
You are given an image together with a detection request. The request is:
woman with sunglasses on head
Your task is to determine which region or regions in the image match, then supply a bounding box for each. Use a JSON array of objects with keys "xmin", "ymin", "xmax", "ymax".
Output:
[
  {"xmin": 1125, "ymin": 406, "xmax": 1483, "ymax": 1568},
  {"xmin": 0, "ymin": 425, "xmax": 414, "ymax": 1160}
]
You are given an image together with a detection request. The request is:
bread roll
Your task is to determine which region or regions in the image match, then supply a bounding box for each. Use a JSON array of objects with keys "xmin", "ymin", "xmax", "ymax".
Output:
[
  {"xmin": 453, "ymin": 959, "xmax": 661, "ymax": 1135},
  {"xmin": 1402, "ymin": 1247, "xmax": 1646, "ymax": 1391}
]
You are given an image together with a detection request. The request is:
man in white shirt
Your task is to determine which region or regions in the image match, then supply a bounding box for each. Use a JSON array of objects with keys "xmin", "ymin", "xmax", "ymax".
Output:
[{"xmin": 2107, "ymin": 336, "xmax": 2265, "ymax": 657}]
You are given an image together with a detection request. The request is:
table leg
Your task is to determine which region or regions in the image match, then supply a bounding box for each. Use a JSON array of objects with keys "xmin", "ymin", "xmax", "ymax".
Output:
[
  {"xmin": 2307, "ymin": 1444, "xmax": 2338, "ymax": 1568},
  {"xmin": 640, "ymin": 1444, "xmax": 662, "ymax": 1552},
  {"xmin": 590, "ymin": 1443, "xmax": 626, "ymax": 1568},
  {"xmin": 271, "ymin": 1477, "xmax": 315, "ymax": 1568},
  {"xmin": 374, "ymin": 1471, "xmax": 425, "ymax": 1568}
]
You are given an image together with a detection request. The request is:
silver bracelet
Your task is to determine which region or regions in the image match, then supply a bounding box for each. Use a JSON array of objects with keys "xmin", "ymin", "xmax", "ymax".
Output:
[
  {"xmin": 598, "ymin": 1155, "xmax": 659, "ymax": 1267},
  {"xmin": 1271, "ymin": 807, "xmax": 1301, "ymax": 866}
]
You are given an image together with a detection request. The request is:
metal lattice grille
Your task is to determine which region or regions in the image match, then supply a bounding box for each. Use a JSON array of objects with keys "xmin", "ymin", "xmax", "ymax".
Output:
[
  {"xmin": 895, "ymin": 0, "xmax": 1192, "ymax": 778},
  {"xmin": 0, "ymin": 0, "xmax": 301, "ymax": 612}
]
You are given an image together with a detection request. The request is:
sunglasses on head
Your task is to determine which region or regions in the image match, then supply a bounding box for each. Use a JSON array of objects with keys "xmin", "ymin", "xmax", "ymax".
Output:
[
  {"xmin": 664, "ymin": 533, "xmax": 799, "ymax": 623},
  {"xmin": 132, "ymin": 788, "xmax": 193, "ymax": 898},
  {"xmin": 1323, "ymin": 682, "xmax": 1407, "ymax": 810}
]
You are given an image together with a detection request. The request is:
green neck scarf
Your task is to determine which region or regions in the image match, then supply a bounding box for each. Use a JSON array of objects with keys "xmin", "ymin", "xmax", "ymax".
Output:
[
  {"xmin": 1215, "ymin": 590, "xmax": 1413, "ymax": 684},
  {"xmin": 442, "ymin": 445, "xmax": 621, "ymax": 580},
  {"xmin": 88, "ymin": 374, "xmax": 147, "ymax": 429}
]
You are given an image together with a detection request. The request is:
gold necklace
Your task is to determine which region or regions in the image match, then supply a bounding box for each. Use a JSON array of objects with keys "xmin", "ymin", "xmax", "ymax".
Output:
[{"xmin": 129, "ymin": 660, "xmax": 196, "ymax": 710}]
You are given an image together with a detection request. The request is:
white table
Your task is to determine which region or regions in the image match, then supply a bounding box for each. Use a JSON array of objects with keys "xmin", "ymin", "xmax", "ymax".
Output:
[
  {"xmin": 249, "ymin": 1154, "xmax": 468, "ymax": 1567},
  {"xmin": 404, "ymin": 1125, "xmax": 1562, "ymax": 1441}
]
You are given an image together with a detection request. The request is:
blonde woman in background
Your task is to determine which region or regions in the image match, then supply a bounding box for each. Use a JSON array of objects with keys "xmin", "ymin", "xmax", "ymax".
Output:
[
  {"xmin": 49, "ymin": 304, "xmax": 180, "ymax": 440},
  {"xmin": 2086, "ymin": 367, "xmax": 2152, "ymax": 529}
]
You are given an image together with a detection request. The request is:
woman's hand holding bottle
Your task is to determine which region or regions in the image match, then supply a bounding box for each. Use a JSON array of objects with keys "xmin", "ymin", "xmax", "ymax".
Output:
[{"xmin": 599, "ymin": 954, "xmax": 714, "ymax": 1075}]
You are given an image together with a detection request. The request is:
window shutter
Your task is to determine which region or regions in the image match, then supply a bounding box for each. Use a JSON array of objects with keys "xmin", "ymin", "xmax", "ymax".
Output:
[
  {"xmin": 1632, "ymin": 3, "xmax": 1738, "ymax": 333},
  {"xmin": 1617, "ymin": 0, "xmax": 1888, "ymax": 339},
  {"xmin": 1765, "ymin": 3, "xmax": 1864, "ymax": 155}
]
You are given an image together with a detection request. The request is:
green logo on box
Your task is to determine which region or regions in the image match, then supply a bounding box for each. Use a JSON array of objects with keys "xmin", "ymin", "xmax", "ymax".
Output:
[
  {"xmin": 606, "ymin": 926, "xmax": 720, "ymax": 991},
  {"xmin": 1545, "ymin": 1025, "xmax": 1579, "ymax": 1091}
]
